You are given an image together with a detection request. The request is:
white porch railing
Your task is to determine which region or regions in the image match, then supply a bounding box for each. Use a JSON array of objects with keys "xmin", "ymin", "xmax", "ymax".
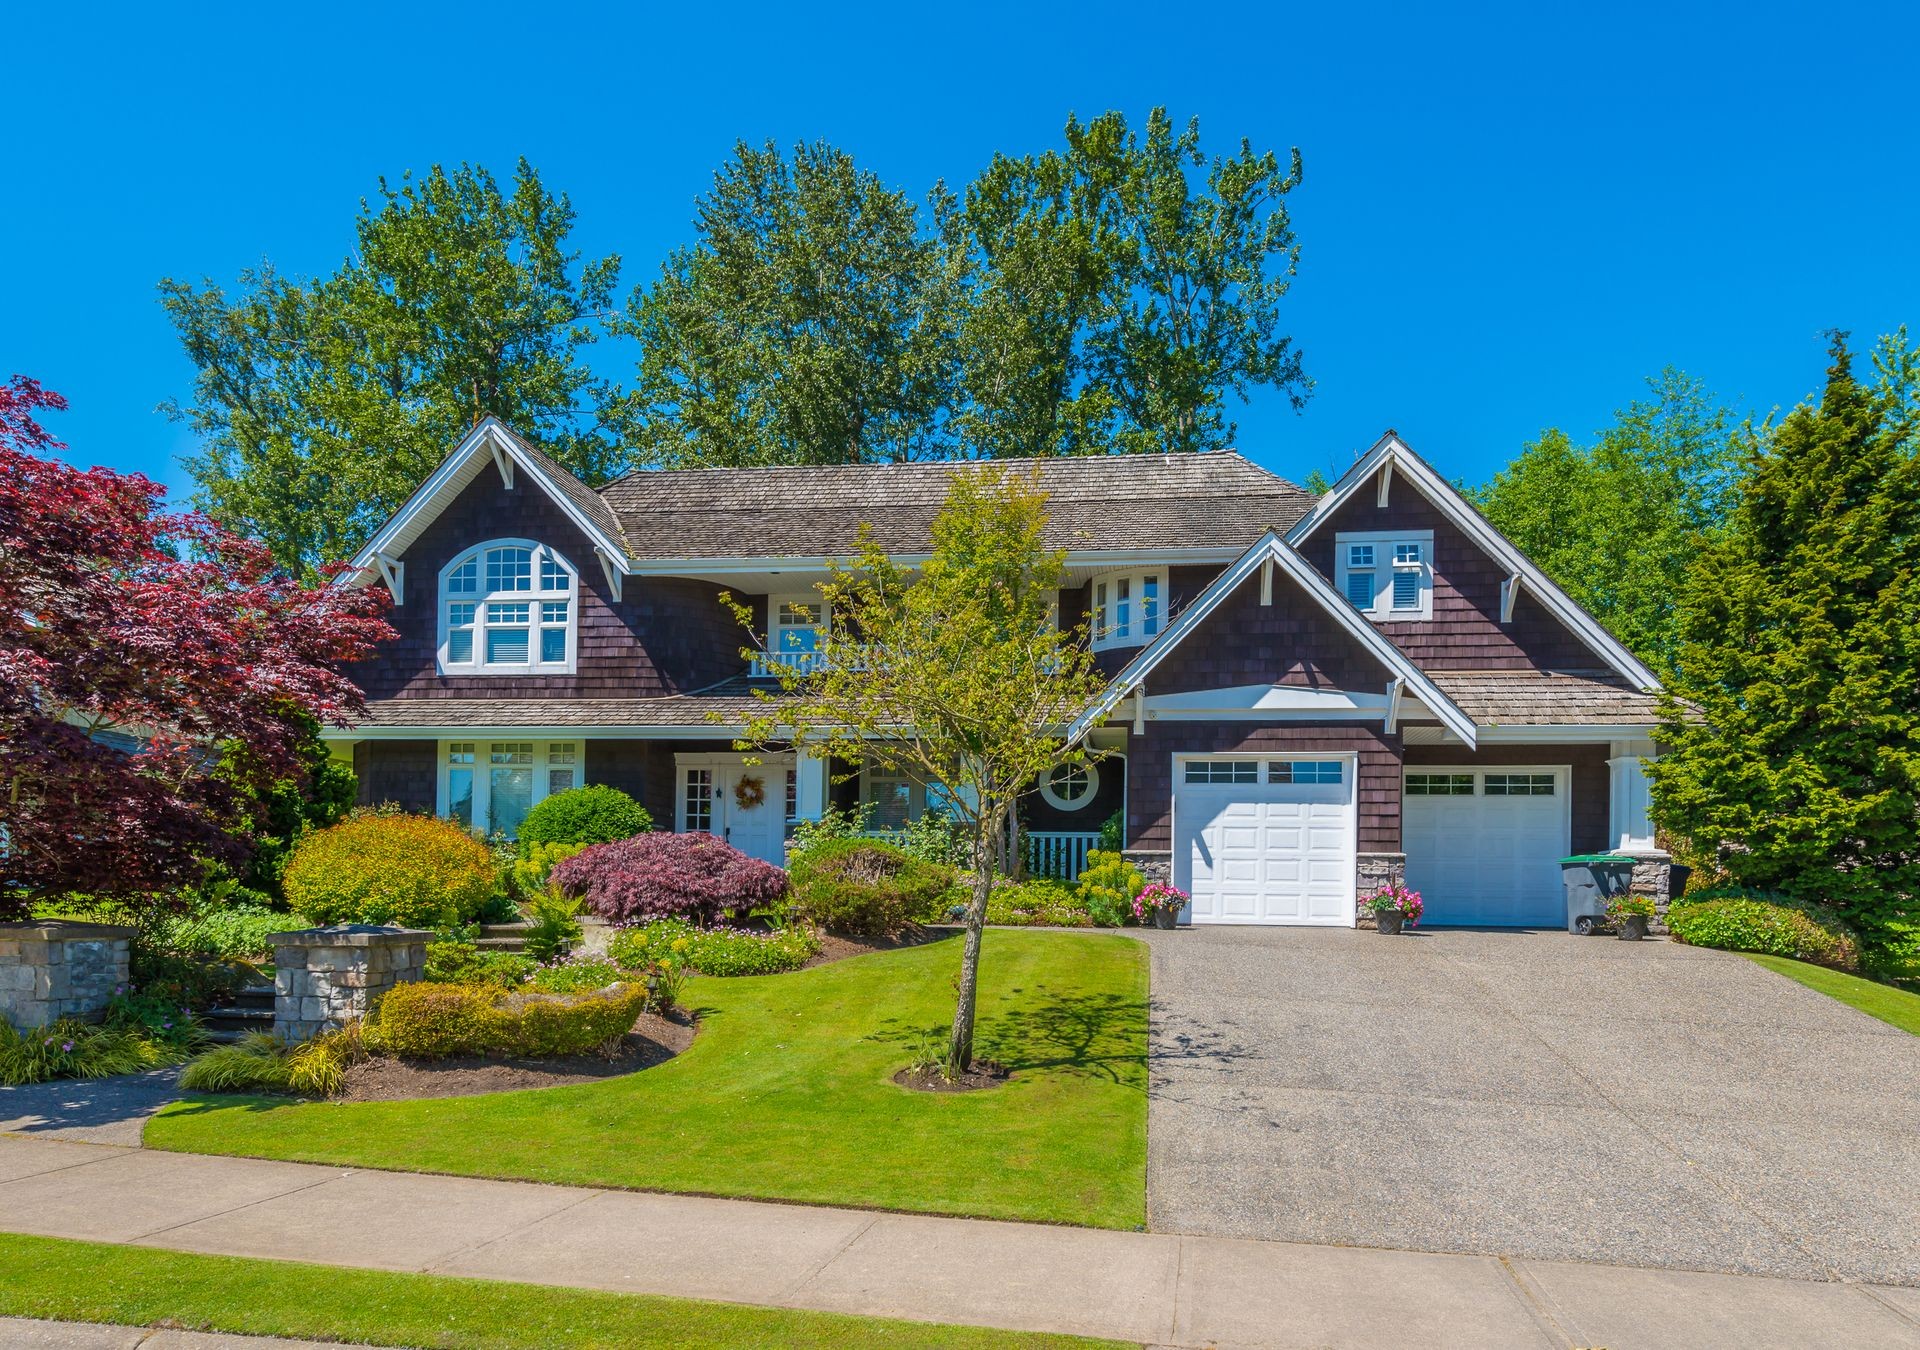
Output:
[
  {"xmin": 748, "ymin": 651, "xmax": 828, "ymax": 677},
  {"xmin": 1025, "ymin": 831, "xmax": 1101, "ymax": 881}
]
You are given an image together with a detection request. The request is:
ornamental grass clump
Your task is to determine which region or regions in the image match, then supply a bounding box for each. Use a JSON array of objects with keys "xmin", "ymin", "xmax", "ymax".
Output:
[
  {"xmin": 551, "ymin": 832, "xmax": 789, "ymax": 926},
  {"xmin": 0, "ymin": 1018, "xmax": 184, "ymax": 1086},
  {"xmin": 283, "ymin": 812, "xmax": 495, "ymax": 931},
  {"xmin": 1668, "ymin": 891, "xmax": 1860, "ymax": 971},
  {"xmin": 179, "ymin": 1026, "xmax": 364, "ymax": 1097}
]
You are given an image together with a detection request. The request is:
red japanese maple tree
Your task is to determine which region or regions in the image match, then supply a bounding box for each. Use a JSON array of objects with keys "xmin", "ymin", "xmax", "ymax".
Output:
[{"xmin": 0, "ymin": 377, "xmax": 395, "ymax": 916}]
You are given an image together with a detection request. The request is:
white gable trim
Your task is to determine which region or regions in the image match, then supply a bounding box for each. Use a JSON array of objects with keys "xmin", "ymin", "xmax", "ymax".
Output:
[
  {"xmin": 1065, "ymin": 533, "xmax": 1479, "ymax": 747},
  {"xmin": 1287, "ymin": 434, "xmax": 1660, "ymax": 690},
  {"xmin": 346, "ymin": 419, "xmax": 630, "ymax": 585}
]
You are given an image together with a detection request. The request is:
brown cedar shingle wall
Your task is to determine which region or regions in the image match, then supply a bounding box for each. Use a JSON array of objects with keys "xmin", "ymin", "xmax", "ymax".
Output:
[
  {"xmin": 1404, "ymin": 741, "xmax": 1611, "ymax": 853},
  {"xmin": 351, "ymin": 471, "xmax": 754, "ymax": 702},
  {"xmin": 1149, "ymin": 568, "xmax": 1393, "ymax": 693},
  {"xmin": 353, "ymin": 740, "xmax": 436, "ymax": 813},
  {"xmin": 1296, "ymin": 476, "xmax": 1597, "ymax": 670},
  {"xmin": 1128, "ymin": 723, "xmax": 1403, "ymax": 853}
]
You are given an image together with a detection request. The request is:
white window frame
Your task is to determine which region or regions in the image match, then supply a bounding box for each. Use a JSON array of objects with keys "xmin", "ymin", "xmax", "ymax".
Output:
[
  {"xmin": 1039, "ymin": 761, "xmax": 1101, "ymax": 812},
  {"xmin": 437, "ymin": 539, "xmax": 579, "ymax": 676},
  {"xmin": 437, "ymin": 738, "xmax": 579, "ymax": 838},
  {"xmin": 1335, "ymin": 529, "xmax": 1434, "ymax": 621},
  {"xmin": 1091, "ymin": 568, "xmax": 1166, "ymax": 651},
  {"xmin": 767, "ymin": 592, "xmax": 829, "ymax": 666}
]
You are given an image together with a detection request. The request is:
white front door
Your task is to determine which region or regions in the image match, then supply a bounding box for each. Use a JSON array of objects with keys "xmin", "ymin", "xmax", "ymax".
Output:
[
  {"xmin": 1172, "ymin": 755, "xmax": 1357, "ymax": 926},
  {"xmin": 1403, "ymin": 766, "xmax": 1570, "ymax": 926},
  {"xmin": 678, "ymin": 756, "xmax": 790, "ymax": 866}
]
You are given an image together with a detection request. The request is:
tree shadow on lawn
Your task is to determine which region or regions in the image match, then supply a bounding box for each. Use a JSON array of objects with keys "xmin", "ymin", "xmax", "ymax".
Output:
[{"xmin": 868, "ymin": 987, "xmax": 1149, "ymax": 1088}]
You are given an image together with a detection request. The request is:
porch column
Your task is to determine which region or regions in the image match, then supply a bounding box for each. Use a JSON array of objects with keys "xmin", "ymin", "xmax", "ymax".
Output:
[
  {"xmin": 1607, "ymin": 738, "xmax": 1658, "ymax": 852},
  {"xmin": 794, "ymin": 750, "xmax": 829, "ymax": 822}
]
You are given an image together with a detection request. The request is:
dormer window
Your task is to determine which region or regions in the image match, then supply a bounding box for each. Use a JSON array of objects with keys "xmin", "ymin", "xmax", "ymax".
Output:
[
  {"xmin": 1335, "ymin": 530, "xmax": 1433, "ymax": 621},
  {"xmin": 1091, "ymin": 569, "xmax": 1164, "ymax": 651},
  {"xmin": 439, "ymin": 541, "xmax": 577, "ymax": 675}
]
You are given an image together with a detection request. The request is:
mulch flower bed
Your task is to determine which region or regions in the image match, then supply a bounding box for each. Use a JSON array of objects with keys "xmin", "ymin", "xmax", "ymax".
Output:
[
  {"xmin": 804, "ymin": 925, "xmax": 947, "ymax": 968},
  {"xmin": 892, "ymin": 1058, "xmax": 1011, "ymax": 1093},
  {"xmin": 335, "ymin": 1008, "xmax": 695, "ymax": 1102}
]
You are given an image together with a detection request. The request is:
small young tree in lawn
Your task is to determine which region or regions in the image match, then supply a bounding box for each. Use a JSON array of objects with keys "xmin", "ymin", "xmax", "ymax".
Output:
[
  {"xmin": 0, "ymin": 375, "xmax": 396, "ymax": 918},
  {"xmin": 727, "ymin": 468, "xmax": 1110, "ymax": 1076}
]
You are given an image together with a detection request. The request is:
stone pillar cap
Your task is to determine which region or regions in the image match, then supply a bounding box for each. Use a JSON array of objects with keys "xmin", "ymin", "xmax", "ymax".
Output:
[
  {"xmin": 267, "ymin": 924, "xmax": 436, "ymax": 948},
  {"xmin": 0, "ymin": 920, "xmax": 137, "ymax": 940}
]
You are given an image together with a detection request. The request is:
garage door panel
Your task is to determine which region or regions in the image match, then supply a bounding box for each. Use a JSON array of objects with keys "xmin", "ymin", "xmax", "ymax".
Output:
[
  {"xmin": 1404, "ymin": 767, "xmax": 1568, "ymax": 927},
  {"xmin": 1173, "ymin": 757, "xmax": 1356, "ymax": 927}
]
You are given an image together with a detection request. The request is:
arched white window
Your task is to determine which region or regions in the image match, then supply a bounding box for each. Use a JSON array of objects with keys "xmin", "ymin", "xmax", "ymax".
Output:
[{"xmin": 438, "ymin": 540, "xmax": 577, "ymax": 675}]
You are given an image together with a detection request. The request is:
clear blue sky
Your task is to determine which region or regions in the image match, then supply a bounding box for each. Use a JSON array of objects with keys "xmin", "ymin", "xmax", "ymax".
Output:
[{"xmin": 6, "ymin": 1, "xmax": 1914, "ymax": 504}]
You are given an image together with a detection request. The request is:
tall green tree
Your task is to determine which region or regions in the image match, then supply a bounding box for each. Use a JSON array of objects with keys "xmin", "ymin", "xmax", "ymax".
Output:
[
  {"xmin": 163, "ymin": 160, "xmax": 624, "ymax": 576},
  {"xmin": 617, "ymin": 141, "xmax": 957, "ymax": 467},
  {"xmin": 1474, "ymin": 370, "xmax": 1741, "ymax": 679},
  {"xmin": 727, "ymin": 470, "xmax": 1109, "ymax": 1075},
  {"xmin": 1649, "ymin": 332, "xmax": 1920, "ymax": 941}
]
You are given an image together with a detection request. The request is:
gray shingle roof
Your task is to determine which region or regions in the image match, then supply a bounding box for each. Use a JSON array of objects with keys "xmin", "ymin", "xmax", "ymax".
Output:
[
  {"xmin": 494, "ymin": 424, "xmax": 632, "ymax": 555},
  {"xmin": 358, "ymin": 679, "xmax": 781, "ymax": 730},
  {"xmin": 597, "ymin": 452, "xmax": 1313, "ymax": 560},
  {"xmin": 1423, "ymin": 670, "xmax": 1661, "ymax": 725}
]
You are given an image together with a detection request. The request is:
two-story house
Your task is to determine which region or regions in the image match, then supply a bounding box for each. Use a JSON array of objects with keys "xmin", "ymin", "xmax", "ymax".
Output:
[{"xmin": 331, "ymin": 418, "xmax": 1665, "ymax": 928}]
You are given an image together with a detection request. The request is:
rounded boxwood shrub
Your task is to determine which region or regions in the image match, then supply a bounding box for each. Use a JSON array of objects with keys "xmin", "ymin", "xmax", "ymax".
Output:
[
  {"xmin": 1667, "ymin": 889, "xmax": 1861, "ymax": 971},
  {"xmin": 550, "ymin": 832, "xmax": 789, "ymax": 926},
  {"xmin": 516, "ymin": 785, "xmax": 653, "ymax": 854},
  {"xmin": 366, "ymin": 979, "xmax": 649, "ymax": 1060},
  {"xmin": 283, "ymin": 813, "xmax": 496, "ymax": 932},
  {"xmin": 789, "ymin": 837, "xmax": 957, "ymax": 936}
]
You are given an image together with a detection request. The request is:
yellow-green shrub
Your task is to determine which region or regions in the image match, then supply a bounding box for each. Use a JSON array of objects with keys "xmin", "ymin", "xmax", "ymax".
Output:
[
  {"xmin": 283, "ymin": 813, "xmax": 495, "ymax": 931},
  {"xmin": 366, "ymin": 979, "xmax": 647, "ymax": 1060}
]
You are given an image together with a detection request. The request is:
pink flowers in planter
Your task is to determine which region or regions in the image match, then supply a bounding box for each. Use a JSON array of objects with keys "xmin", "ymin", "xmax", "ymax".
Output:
[
  {"xmin": 1360, "ymin": 882, "xmax": 1424, "ymax": 926},
  {"xmin": 549, "ymin": 832, "xmax": 789, "ymax": 926},
  {"xmin": 1131, "ymin": 883, "xmax": 1188, "ymax": 921}
]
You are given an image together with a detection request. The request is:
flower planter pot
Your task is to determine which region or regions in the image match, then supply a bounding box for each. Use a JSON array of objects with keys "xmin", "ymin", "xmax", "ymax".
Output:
[
  {"xmin": 1153, "ymin": 908, "xmax": 1177, "ymax": 930},
  {"xmin": 1375, "ymin": 910, "xmax": 1406, "ymax": 935},
  {"xmin": 1618, "ymin": 914, "xmax": 1650, "ymax": 941}
]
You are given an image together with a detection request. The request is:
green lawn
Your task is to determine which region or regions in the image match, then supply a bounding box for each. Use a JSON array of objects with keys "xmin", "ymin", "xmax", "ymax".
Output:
[
  {"xmin": 0, "ymin": 1232, "xmax": 1128, "ymax": 1349},
  {"xmin": 1745, "ymin": 952, "xmax": 1920, "ymax": 1034},
  {"xmin": 149, "ymin": 928, "xmax": 1148, "ymax": 1229}
]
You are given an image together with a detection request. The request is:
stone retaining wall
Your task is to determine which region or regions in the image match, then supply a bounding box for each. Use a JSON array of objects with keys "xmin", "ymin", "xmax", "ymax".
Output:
[
  {"xmin": 270, "ymin": 925, "xmax": 430, "ymax": 1043},
  {"xmin": 0, "ymin": 921, "xmax": 135, "ymax": 1030}
]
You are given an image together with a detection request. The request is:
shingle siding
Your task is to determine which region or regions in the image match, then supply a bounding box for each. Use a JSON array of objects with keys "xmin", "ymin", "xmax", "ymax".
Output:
[
  {"xmin": 353, "ymin": 740, "xmax": 436, "ymax": 813},
  {"xmin": 1148, "ymin": 567, "xmax": 1393, "ymax": 694}
]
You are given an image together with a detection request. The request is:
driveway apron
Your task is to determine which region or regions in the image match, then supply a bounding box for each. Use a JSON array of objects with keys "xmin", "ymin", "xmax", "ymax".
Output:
[{"xmin": 1141, "ymin": 926, "xmax": 1920, "ymax": 1285}]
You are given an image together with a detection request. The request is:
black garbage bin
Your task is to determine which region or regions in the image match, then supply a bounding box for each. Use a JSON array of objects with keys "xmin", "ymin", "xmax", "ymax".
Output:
[{"xmin": 1560, "ymin": 854, "xmax": 1638, "ymax": 934}]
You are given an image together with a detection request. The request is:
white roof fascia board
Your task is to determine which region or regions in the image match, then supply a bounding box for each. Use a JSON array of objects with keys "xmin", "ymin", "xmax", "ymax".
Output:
[
  {"xmin": 345, "ymin": 420, "xmax": 632, "ymax": 584},
  {"xmin": 1473, "ymin": 722, "xmax": 1659, "ymax": 744},
  {"xmin": 1065, "ymin": 532, "xmax": 1478, "ymax": 747},
  {"xmin": 620, "ymin": 545, "xmax": 1246, "ymax": 578},
  {"xmin": 1286, "ymin": 434, "xmax": 1660, "ymax": 690}
]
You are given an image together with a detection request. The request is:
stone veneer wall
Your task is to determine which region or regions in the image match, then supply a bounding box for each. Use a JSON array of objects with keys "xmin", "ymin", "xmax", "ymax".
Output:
[
  {"xmin": 1620, "ymin": 850, "xmax": 1676, "ymax": 934},
  {"xmin": 270, "ymin": 925, "xmax": 430, "ymax": 1043},
  {"xmin": 0, "ymin": 921, "xmax": 135, "ymax": 1030}
]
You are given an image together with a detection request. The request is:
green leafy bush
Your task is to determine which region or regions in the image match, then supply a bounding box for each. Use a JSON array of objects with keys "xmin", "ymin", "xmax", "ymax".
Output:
[
  {"xmin": 517, "ymin": 786, "xmax": 653, "ymax": 853},
  {"xmin": 150, "ymin": 904, "xmax": 298, "ymax": 961},
  {"xmin": 786, "ymin": 803, "xmax": 875, "ymax": 866},
  {"xmin": 366, "ymin": 980, "xmax": 649, "ymax": 1060},
  {"xmin": 609, "ymin": 919, "xmax": 820, "ymax": 976},
  {"xmin": 127, "ymin": 944, "xmax": 248, "ymax": 1012},
  {"xmin": 510, "ymin": 842, "xmax": 587, "ymax": 902},
  {"xmin": 526, "ymin": 958, "xmax": 623, "ymax": 994},
  {"xmin": 984, "ymin": 878, "xmax": 1095, "ymax": 928},
  {"xmin": 0, "ymin": 1018, "xmax": 185, "ymax": 1086},
  {"xmin": 104, "ymin": 987, "xmax": 206, "ymax": 1051},
  {"xmin": 1075, "ymin": 851, "xmax": 1144, "ymax": 928},
  {"xmin": 179, "ymin": 1027, "xmax": 362, "ymax": 1097},
  {"xmin": 423, "ymin": 941, "xmax": 535, "ymax": 989},
  {"xmin": 788, "ymin": 838, "xmax": 957, "ymax": 935},
  {"xmin": 892, "ymin": 812, "xmax": 972, "ymax": 868},
  {"xmin": 522, "ymin": 886, "xmax": 584, "ymax": 961},
  {"xmin": 1668, "ymin": 890, "xmax": 1861, "ymax": 971},
  {"xmin": 1863, "ymin": 920, "xmax": 1920, "ymax": 992},
  {"xmin": 283, "ymin": 813, "xmax": 495, "ymax": 931},
  {"xmin": 1096, "ymin": 808, "xmax": 1124, "ymax": 853}
]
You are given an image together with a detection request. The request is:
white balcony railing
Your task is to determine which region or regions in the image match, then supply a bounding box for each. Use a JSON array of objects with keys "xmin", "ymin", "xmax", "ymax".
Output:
[{"xmin": 1025, "ymin": 831, "xmax": 1102, "ymax": 882}]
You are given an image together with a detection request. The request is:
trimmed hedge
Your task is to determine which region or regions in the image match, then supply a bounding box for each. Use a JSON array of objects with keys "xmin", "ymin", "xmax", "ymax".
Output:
[
  {"xmin": 551, "ymin": 832, "xmax": 790, "ymax": 926},
  {"xmin": 1668, "ymin": 890, "xmax": 1861, "ymax": 971},
  {"xmin": 284, "ymin": 814, "xmax": 495, "ymax": 931},
  {"xmin": 609, "ymin": 920, "xmax": 820, "ymax": 976},
  {"xmin": 366, "ymin": 979, "xmax": 648, "ymax": 1060},
  {"xmin": 788, "ymin": 838, "xmax": 957, "ymax": 936},
  {"xmin": 517, "ymin": 786, "xmax": 653, "ymax": 854},
  {"xmin": 423, "ymin": 940, "xmax": 536, "ymax": 989}
]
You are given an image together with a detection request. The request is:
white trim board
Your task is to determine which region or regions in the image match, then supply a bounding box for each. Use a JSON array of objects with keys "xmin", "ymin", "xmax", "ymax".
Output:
[
  {"xmin": 1065, "ymin": 532, "xmax": 1479, "ymax": 748},
  {"xmin": 1286, "ymin": 433, "xmax": 1660, "ymax": 691}
]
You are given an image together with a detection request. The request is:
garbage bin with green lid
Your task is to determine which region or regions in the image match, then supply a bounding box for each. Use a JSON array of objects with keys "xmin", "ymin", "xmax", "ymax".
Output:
[{"xmin": 1560, "ymin": 854, "xmax": 1637, "ymax": 934}]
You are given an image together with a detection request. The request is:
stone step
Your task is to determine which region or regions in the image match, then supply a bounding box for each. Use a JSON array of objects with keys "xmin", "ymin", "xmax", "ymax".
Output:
[
  {"xmin": 202, "ymin": 1026, "xmax": 262, "ymax": 1046},
  {"xmin": 479, "ymin": 922, "xmax": 532, "ymax": 937},
  {"xmin": 230, "ymin": 984, "xmax": 276, "ymax": 1010},
  {"xmin": 202, "ymin": 1005, "xmax": 275, "ymax": 1034},
  {"xmin": 472, "ymin": 936, "xmax": 528, "ymax": 952}
]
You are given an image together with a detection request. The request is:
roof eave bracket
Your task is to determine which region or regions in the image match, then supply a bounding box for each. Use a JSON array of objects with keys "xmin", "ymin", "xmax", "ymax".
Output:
[
  {"xmin": 373, "ymin": 554, "xmax": 404, "ymax": 604},
  {"xmin": 1499, "ymin": 572, "xmax": 1522, "ymax": 624},
  {"xmin": 596, "ymin": 546, "xmax": 624, "ymax": 603},
  {"xmin": 491, "ymin": 440, "xmax": 516, "ymax": 489}
]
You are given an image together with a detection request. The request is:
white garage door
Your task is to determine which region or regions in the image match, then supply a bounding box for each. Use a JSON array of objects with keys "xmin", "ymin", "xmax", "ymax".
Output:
[
  {"xmin": 1403, "ymin": 767, "xmax": 1570, "ymax": 926},
  {"xmin": 1173, "ymin": 756, "xmax": 1356, "ymax": 925}
]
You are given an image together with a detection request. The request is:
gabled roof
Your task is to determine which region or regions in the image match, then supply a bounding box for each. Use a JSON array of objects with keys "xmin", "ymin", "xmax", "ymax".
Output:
[
  {"xmin": 1287, "ymin": 433, "xmax": 1661, "ymax": 690},
  {"xmin": 346, "ymin": 419, "xmax": 631, "ymax": 579},
  {"xmin": 1066, "ymin": 532, "xmax": 1480, "ymax": 747},
  {"xmin": 598, "ymin": 452, "xmax": 1314, "ymax": 562}
]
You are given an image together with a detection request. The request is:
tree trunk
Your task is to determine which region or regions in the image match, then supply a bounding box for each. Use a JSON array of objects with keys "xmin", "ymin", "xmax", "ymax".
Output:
[{"xmin": 946, "ymin": 817, "xmax": 998, "ymax": 1077}]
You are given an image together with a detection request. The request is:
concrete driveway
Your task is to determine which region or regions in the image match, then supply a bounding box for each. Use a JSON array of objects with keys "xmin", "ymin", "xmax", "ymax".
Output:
[{"xmin": 1142, "ymin": 926, "xmax": 1920, "ymax": 1285}]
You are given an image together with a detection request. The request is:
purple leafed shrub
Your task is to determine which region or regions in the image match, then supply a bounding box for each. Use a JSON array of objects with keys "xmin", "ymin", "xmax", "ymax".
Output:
[{"xmin": 549, "ymin": 832, "xmax": 790, "ymax": 925}]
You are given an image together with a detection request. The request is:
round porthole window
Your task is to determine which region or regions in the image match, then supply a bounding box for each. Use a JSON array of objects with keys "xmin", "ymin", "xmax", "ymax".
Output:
[{"xmin": 1039, "ymin": 762, "xmax": 1099, "ymax": 812}]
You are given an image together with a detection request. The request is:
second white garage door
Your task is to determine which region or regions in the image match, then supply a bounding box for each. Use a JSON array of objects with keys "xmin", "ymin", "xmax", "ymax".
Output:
[
  {"xmin": 1172, "ymin": 755, "xmax": 1357, "ymax": 925},
  {"xmin": 1403, "ymin": 766, "xmax": 1570, "ymax": 926}
]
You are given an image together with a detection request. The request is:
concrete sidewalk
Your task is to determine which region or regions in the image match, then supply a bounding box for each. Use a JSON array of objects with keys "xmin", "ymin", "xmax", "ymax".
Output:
[
  {"xmin": 3, "ymin": 1136, "xmax": 1916, "ymax": 1350},
  {"xmin": 0, "ymin": 1318, "xmax": 348, "ymax": 1348}
]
